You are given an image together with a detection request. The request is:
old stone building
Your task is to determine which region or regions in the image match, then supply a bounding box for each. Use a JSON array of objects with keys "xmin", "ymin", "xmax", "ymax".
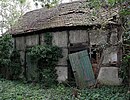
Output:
[{"xmin": 10, "ymin": 1, "xmax": 122, "ymax": 83}]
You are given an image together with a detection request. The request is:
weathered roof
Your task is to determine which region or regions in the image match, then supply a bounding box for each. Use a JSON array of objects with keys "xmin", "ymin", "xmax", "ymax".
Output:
[{"xmin": 10, "ymin": 1, "xmax": 119, "ymax": 35}]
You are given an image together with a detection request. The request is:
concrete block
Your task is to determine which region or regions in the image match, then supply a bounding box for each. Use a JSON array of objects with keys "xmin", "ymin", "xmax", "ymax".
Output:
[
  {"xmin": 52, "ymin": 31, "xmax": 67, "ymax": 47},
  {"xmin": 69, "ymin": 30, "xmax": 88, "ymax": 43},
  {"xmin": 110, "ymin": 34, "xmax": 118, "ymax": 44},
  {"xmin": 89, "ymin": 29, "xmax": 107, "ymax": 45},
  {"xmin": 16, "ymin": 37, "xmax": 25, "ymax": 50},
  {"xmin": 40, "ymin": 33, "xmax": 45, "ymax": 45},
  {"xmin": 58, "ymin": 48, "xmax": 68, "ymax": 65},
  {"xmin": 26, "ymin": 35, "xmax": 39, "ymax": 47},
  {"xmin": 55, "ymin": 67, "xmax": 68, "ymax": 83},
  {"xmin": 102, "ymin": 46, "xmax": 118, "ymax": 64},
  {"xmin": 97, "ymin": 67, "xmax": 122, "ymax": 85}
]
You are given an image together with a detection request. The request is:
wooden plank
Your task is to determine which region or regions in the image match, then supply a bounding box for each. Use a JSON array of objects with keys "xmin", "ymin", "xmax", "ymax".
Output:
[
  {"xmin": 69, "ymin": 54, "xmax": 80, "ymax": 87},
  {"xmin": 79, "ymin": 51, "xmax": 95, "ymax": 86},
  {"xmin": 69, "ymin": 50, "xmax": 95, "ymax": 88}
]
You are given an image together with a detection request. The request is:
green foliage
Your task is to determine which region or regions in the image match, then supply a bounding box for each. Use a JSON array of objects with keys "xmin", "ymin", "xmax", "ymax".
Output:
[
  {"xmin": 89, "ymin": 0, "xmax": 130, "ymax": 84},
  {"xmin": 0, "ymin": 79, "xmax": 129, "ymax": 100},
  {"xmin": 107, "ymin": 0, "xmax": 116, "ymax": 6},
  {"xmin": 0, "ymin": 34, "xmax": 22, "ymax": 80},
  {"xmin": 119, "ymin": 0, "xmax": 130, "ymax": 16},
  {"xmin": 120, "ymin": 30, "xmax": 130, "ymax": 84},
  {"xmin": 10, "ymin": 49, "xmax": 22, "ymax": 80},
  {"xmin": 27, "ymin": 33, "xmax": 62, "ymax": 87},
  {"xmin": 88, "ymin": 0, "xmax": 101, "ymax": 9},
  {"xmin": 18, "ymin": 0, "xmax": 26, "ymax": 4},
  {"xmin": 120, "ymin": 0, "xmax": 130, "ymax": 83},
  {"xmin": 88, "ymin": 0, "xmax": 116, "ymax": 9},
  {"xmin": 119, "ymin": 55, "xmax": 129, "ymax": 83},
  {"xmin": 44, "ymin": 32, "xmax": 52, "ymax": 45},
  {"xmin": 28, "ymin": 45, "xmax": 62, "ymax": 64},
  {"xmin": 28, "ymin": 45, "xmax": 62, "ymax": 87},
  {"xmin": 33, "ymin": 0, "xmax": 60, "ymax": 8},
  {"xmin": 0, "ymin": 34, "xmax": 13, "ymax": 68}
]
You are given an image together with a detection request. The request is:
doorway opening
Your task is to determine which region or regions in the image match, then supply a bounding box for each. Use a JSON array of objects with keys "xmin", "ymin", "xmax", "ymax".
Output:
[
  {"xmin": 68, "ymin": 43, "xmax": 88, "ymax": 86},
  {"xmin": 90, "ymin": 45, "xmax": 101, "ymax": 78}
]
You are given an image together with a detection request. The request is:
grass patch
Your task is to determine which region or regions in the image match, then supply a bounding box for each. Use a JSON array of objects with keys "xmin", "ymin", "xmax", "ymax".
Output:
[{"xmin": 0, "ymin": 79, "xmax": 129, "ymax": 100}]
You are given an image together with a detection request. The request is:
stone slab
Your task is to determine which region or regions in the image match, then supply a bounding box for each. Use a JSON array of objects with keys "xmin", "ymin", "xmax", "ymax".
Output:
[
  {"xmin": 102, "ymin": 46, "xmax": 118, "ymax": 64},
  {"xmin": 69, "ymin": 30, "xmax": 88, "ymax": 44},
  {"xmin": 52, "ymin": 31, "xmax": 67, "ymax": 47},
  {"xmin": 89, "ymin": 29, "xmax": 108, "ymax": 45},
  {"xmin": 97, "ymin": 67, "xmax": 122, "ymax": 85},
  {"xmin": 58, "ymin": 48, "xmax": 68, "ymax": 65},
  {"xmin": 55, "ymin": 67, "xmax": 68, "ymax": 83},
  {"xmin": 16, "ymin": 37, "xmax": 25, "ymax": 50},
  {"xmin": 26, "ymin": 35, "xmax": 39, "ymax": 47}
]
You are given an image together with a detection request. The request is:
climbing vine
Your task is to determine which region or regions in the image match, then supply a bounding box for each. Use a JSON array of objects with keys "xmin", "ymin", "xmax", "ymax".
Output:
[
  {"xmin": 119, "ymin": 55, "xmax": 129, "ymax": 84},
  {"xmin": 28, "ymin": 33, "xmax": 62, "ymax": 87},
  {"xmin": 44, "ymin": 32, "xmax": 52, "ymax": 45},
  {"xmin": 119, "ymin": 30, "xmax": 130, "ymax": 84}
]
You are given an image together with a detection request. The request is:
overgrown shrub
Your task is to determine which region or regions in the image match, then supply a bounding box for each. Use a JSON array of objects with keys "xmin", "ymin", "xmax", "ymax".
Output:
[
  {"xmin": 28, "ymin": 33, "xmax": 62, "ymax": 87},
  {"xmin": 119, "ymin": 54, "xmax": 130, "ymax": 84},
  {"xmin": 120, "ymin": 30, "xmax": 130, "ymax": 84},
  {"xmin": 44, "ymin": 32, "xmax": 52, "ymax": 45},
  {"xmin": 10, "ymin": 49, "xmax": 22, "ymax": 80},
  {"xmin": 0, "ymin": 34, "xmax": 13, "ymax": 67},
  {"xmin": 0, "ymin": 34, "xmax": 22, "ymax": 80},
  {"xmin": 28, "ymin": 45, "xmax": 62, "ymax": 87},
  {"xmin": 0, "ymin": 34, "xmax": 13, "ymax": 79}
]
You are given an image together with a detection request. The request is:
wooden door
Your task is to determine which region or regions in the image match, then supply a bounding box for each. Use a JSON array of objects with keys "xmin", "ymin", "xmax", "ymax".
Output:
[{"xmin": 69, "ymin": 50, "xmax": 95, "ymax": 88}]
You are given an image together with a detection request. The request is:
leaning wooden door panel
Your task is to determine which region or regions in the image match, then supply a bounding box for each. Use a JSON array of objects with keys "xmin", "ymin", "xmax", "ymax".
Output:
[
  {"xmin": 69, "ymin": 53, "xmax": 86, "ymax": 88},
  {"xmin": 78, "ymin": 50, "xmax": 95, "ymax": 86},
  {"xmin": 69, "ymin": 50, "xmax": 95, "ymax": 88}
]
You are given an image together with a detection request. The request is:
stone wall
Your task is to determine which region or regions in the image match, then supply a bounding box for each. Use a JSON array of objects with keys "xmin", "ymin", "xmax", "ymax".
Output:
[
  {"xmin": 89, "ymin": 28, "xmax": 119, "ymax": 66},
  {"xmin": 69, "ymin": 30, "xmax": 88, "ymax": 44},
  {"xmin": 26, "ymin": 35, "xmax": 39, "ymax": 47},
  {"xmin": 52, "ymin": 31, "xmax": 68, "ymax": 47},
  {"xmin": 89, "ymin": 29, "xmax": 108, "ymax": 45},
  {"xmin": 15, "ymin": 36, "xmax": 25, "ymax": 51},
  {"xmin": 14, "ymin": 27, "xmax": 120, "ymax": 82}
]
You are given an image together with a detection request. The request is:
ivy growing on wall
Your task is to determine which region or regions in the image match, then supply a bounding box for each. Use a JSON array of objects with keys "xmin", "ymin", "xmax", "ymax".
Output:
[
  {"xmin": 44, "ymin": 32, "xmax": 52, "ymax": 45},
  {"xmin": 28, "ymin": 33, "xmax": 62, "ymax": 87}
]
